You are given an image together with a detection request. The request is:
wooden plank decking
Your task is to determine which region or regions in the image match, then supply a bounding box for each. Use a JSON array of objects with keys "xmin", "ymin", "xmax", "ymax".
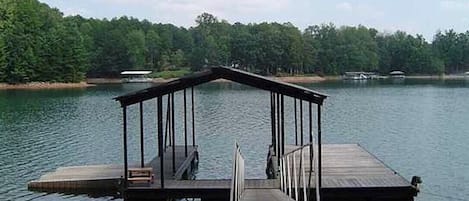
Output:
[
  {"xmin": 125, "ymin": 179, "xmax": 280, "ymax": 200},
  {"xmin": 241, "ymin": 189, "xmax": 295, "ymax": 201},
  {"xmin": 28, "ymin": 144, "xmax": 416, "ymax": 201},
  {"xmin": 280, "ymin": 144, "xmax": 411, "ymax": 188},
  {"xmin": 127, "ymin": 144, "xmax": 416, "ymax": 201},
  {"xmin": 273, "ymin": 144, "xmax": 417, "ymax": 201},
  {"xmin": 28, "ymin": 145, "xmax": 198, "ymax": 194}
]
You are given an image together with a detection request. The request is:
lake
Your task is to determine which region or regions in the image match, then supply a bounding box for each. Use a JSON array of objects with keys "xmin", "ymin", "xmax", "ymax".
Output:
[{"xmin": 1, "ymin": 79, "xmax": 469, "ymax": 201}]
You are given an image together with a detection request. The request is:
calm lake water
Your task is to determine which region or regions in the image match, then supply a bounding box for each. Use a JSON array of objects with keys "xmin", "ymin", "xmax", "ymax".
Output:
[{"xmin": 1, "ymin": 79, "xmax": 469, "ymax": 201}]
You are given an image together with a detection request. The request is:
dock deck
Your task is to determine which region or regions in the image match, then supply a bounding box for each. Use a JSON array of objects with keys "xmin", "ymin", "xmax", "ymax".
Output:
[
  {"xmin": 28, "ymin": 145, "xmax": 198, "ymax": 194},
  {"xmin": 241, "ymin": 189, "xmax": 295, "ymax": 201},
  {"xmin": 28, "ymin": 144, "xmax": 416, "ymax": 201},
  {"xmin": 276, "ymin": 144, "xmax": 417, "ymax": 201},
  {"xmin": 126, "ymin": 144, "xmax": 416, "ymax": 201}
]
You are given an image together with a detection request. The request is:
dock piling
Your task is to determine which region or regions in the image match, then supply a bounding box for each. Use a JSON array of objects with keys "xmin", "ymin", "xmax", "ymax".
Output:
[{"xmin": 140, "ymin": 102, "xmax": 144, "ymax": 168}]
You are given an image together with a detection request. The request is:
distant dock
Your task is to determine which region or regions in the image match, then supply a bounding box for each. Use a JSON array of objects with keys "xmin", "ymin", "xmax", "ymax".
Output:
[{"xmin": 29, "ymin": 67, "xmax": 420, "ymax": 201}]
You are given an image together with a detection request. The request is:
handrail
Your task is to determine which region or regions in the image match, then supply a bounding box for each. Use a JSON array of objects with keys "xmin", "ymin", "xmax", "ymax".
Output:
[
  {"xmin": 230, "ymin": 142, "xmax": 245, "ymax": 201},
  {"xmin": 280, "ymin": 143, "xmax": 320, "ymax": 201}
]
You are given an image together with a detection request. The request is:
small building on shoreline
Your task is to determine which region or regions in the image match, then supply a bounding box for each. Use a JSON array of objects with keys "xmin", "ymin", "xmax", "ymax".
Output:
[
  {"xmin": 121, "ymin": 71, "xmax": 153, "ymax": 83},
  {"xmin": 390, "ymin": 70, "xmax": 406, "ymax": 79}
]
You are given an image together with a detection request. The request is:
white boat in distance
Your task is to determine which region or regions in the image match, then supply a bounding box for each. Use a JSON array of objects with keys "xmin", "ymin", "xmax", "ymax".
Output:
[
  {"xmin": 121, "ymin": 71, "xmax": 153, "ymax": 83},
  {"xmin": 343, "ymin": 72, "xmax": 377, "ymax": 80}
]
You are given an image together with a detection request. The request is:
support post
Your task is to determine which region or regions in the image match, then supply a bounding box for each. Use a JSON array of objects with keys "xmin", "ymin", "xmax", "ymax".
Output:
[
  {"xmin": 184, "ymin": 89, "xmax": 188, "ymax": 157},
  {"xmin": 123, "ymin": 106, "xmax": 128, "ymax": 187},
  {"xmin": 276, "ymin": 93, "xmax": 280, "ymax": 164},
  {"xmin": 309, "ymin": 102, "xmax": 312, "ymax": 144},
  {"xmin": 300, "ymin": 100, "xmax": 303, "ymax": 146},
  {"xmin": 294, "ymin": 98, "xmax": 297, "ymax": 145},
  {"xmin": 281, "ymin": 95, "xmax": 285, "ymax": 156},
  {"xmin": 317, "ymin": 104, "xmax": 322, "ymax": 192},
  {"xmin": 157, "ymin": 96, "xmax": 164, "ymax": 188},
  {"xmin": 271, "ymin": 92, "xmax": 276, "ymax": 153},
  {"xmin": 171, "ymin": 93, "xmax": 176, "ymax": 174},
  {"xmin": 165, "ymin": 95, "xmax": 171, "ymax": 149},
  {"xmin": 192, "ymin": 87, "xmax": 195, "ymax": 147},
  {"xmin": 139, "ymin": 102, "xmax": 144, "ymax": 168}
]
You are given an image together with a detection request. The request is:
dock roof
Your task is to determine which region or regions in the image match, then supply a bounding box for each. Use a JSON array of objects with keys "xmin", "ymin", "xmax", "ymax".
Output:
[
  {"xmin": 115, "ymin": 66, "xmax": 327, "ymax": 107},
  {"xmin": 121, "ymin": 71, "xmax": 152, "ymax": 75}
]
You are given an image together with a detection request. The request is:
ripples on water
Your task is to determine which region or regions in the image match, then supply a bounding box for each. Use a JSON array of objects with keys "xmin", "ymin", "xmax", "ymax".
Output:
[{"xmin": 0, "ymin": 80, "xmax": 469, "ymax": 200}]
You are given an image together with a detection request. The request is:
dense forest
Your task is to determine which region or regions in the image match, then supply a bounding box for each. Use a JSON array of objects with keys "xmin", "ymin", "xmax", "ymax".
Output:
[{"xmin": 1, "ymin": 0, "xmax": 469, "ymax": 83}]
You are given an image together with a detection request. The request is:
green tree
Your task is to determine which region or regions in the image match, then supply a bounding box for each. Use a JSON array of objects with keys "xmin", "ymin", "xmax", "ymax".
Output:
[
  {"xmin": 126, "ymin": 30, "xmax": 146, "ymax": 69},
  {"xmin": 170, "ymin": 49, "xmax": 185, "ymax": 67},
  {"xmin": 145, "ymin": 30, "xmax": 161, "ymax": 70},
  {"xmin": 0, "ymin": 36, "xmax": 7, "ymax": 81}
]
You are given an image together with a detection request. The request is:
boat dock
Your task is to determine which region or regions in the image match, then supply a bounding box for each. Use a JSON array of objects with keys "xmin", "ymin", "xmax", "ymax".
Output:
[
  {"xmin": 28, "ymin": 67, "xmax": 420, "ymax": 201},
  {"xmin": 29, "ymin": 144, "xmax": 415, "ymax": 200},
  {"xmin": 28, "ymin": 145, "xmax": 198, "ymax": 194}
]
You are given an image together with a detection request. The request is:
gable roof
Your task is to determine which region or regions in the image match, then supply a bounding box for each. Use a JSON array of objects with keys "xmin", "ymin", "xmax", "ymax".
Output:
[{"xmin": 114, "ymin": 66, "xmax": 327, "ymax": 107}]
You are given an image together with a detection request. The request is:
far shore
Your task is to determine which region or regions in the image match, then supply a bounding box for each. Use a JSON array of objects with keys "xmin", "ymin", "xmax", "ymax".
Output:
[
  {"xmin": 88, "ymin": 74, "xmax": 468, "ymax": 84},
  {"xmin": 87, "ymin": 76, "xmax": 327, "ymax": 85},
  {"xmin": 0, "ymin": 82, "xmax": 94, "ymax": 90},
  {"xmin": 2, "ymin": 74, "xmax": 466, "ymax": 90}
]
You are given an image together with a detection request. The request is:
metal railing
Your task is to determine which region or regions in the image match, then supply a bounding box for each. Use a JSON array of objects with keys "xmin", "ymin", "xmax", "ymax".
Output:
[
  {"xmin": 230, "ymin": 142, "xmax": 245, "ymax": 201},
  {"xmin": 280, "ymin": 142, "xmax": 320, "ymax": 201}
]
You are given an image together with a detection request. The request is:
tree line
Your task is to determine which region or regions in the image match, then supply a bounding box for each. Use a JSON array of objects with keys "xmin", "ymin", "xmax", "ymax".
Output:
[{"xmin": 1, "ymin": 0, "xmax": 469, "ymax": 83}]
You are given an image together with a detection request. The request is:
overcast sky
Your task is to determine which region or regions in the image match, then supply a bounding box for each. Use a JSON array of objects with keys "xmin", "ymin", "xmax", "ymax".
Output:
[{"xmin": 40, "ymin": 0, "xmax": 469, "ymax": 41}]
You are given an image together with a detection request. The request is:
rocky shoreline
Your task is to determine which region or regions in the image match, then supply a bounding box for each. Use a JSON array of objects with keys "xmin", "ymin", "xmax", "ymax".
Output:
[{"xmin": 0, "ymin": 82, "xmax": 93, "ymax": 90}]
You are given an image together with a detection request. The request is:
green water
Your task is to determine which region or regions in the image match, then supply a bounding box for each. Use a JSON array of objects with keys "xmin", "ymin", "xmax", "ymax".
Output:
[{"xmin": 1, "ymin": 80, "xmax": 469, "ymax": 201}]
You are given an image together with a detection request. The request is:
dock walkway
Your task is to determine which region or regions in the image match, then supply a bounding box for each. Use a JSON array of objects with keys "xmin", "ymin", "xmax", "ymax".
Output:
[
  {"xmin": 273, "ymin": 144, "xmax": 416, "ymax": 201},
  {"xmin": 241, "ymin": 189, "xmax": 295, "ymax": 201},
  {"xmin": 28, "ymin": 145, "xmax": 198, "ymax": 194},
  {"xmin": 29, "ymin": 144, "xmax": 416, "ymax": 201}
]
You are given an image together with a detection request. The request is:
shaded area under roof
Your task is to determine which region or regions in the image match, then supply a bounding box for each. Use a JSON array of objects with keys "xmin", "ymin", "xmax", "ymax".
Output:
[{"xmin": 114, "ymin": 66, "xmax": 327, "ymax": 107}]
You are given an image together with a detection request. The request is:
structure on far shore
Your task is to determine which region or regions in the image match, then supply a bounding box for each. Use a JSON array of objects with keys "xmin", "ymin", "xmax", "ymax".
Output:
[
  {"xmin": 121, "ymin": 71, "xmax": 153, "ymax": 83},
  {"xmin": 343, "ymin": 72, "xmax": 382, "ymax": 80},
  {"xmin": 390, "ymin": 70, "xmax": 406, "ymax": 79}
]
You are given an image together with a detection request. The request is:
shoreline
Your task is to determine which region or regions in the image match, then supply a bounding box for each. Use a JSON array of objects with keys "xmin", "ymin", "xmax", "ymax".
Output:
[
  {"xmin": 0, "ymin": 82, "xmax": 94, "ymax": 90},
  {"xmin": 87, "ymin": 76, "xmax": 327, "ymax": 85},
  {"xmin": 3, "ymin": 74, "xmax": 466, "ymax": 90}
]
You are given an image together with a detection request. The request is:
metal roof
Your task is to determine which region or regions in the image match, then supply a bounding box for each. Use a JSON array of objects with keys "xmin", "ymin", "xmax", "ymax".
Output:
[
  {"xmin": 121, "ymin": 71, "xmax": 152, "ymax": 75},
  {"xmin": 115, "ymin": 66, "xmax": 328, "ymax": 107},
  {"xmin": 389, "ymin": 71, "xmax": 405, "ymax": 75}
]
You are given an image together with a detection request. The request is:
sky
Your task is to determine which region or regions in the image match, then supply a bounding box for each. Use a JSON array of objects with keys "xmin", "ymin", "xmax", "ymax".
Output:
[{"xmin": 39, "ymin": 0, "xmax": 469, "ymax": 41}]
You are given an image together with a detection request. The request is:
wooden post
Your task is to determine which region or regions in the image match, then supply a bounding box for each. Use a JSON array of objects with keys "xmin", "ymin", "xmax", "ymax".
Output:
[
  {"xmin": 317, "ymin": 104, "xmax": 322, "ymax": 192},
  {"xmin": 123, "ymin": 106, "xmax": 128, "ymax": 187},
  {"xmin": 157, "ymin": 96, "xmax": 164, "ymax": 188},
  {"xmin": 184, "ymin": 89, "xmax": 188, "ymax": 157},
  {"xmin": 271, "ymin": 92, "xmax": 276, "ymax": 153},
  {"xmin": 309, "ymin": 102, "xmax": 312, "ymax": 144},
  {"xmin": 140, "ymin": 102, "xmax": 144, "ymax": 168},
  {"xmin": 294, "ymin": 98, "xmax": 297, "ymax": 146},
  {"xmin": 300, "ymin": 100, "xmax": 303, "ymax": 146},
  {"xmin": 281, "ymin": 95, "xmax": 285, "ymax": 156},
  {"xmin": 192, "ymin": 87, "xmax": 195, "ymax": 147},
  {"xmin": 276, "ymin": 93, "xmax": 280, "ymax": 164},
  {"xmin": 171, "ymin": 93, "xmax": 176, "ymax": 174},
  {"xmin": 165, "ymin": 95, "xmax": 171, "ymax": 149}
]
